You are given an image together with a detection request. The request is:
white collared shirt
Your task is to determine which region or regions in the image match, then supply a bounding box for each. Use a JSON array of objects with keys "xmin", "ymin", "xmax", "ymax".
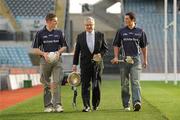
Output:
[{"xmin": 86, "ymin": 30, "xmax": 95, "ymax": 53}]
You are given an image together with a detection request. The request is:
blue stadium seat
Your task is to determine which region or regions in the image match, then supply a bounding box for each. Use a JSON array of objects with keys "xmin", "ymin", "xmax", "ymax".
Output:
[
  {"xmin": 4, "ymin": 0, "xmax": 55, "ymax": 18},
  {"xmin": 0, "ymin": 47, "xmax": 32, "ymax": 67}
]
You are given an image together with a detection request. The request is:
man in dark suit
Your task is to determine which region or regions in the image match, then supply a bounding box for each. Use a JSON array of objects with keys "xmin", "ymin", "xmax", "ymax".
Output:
[{"xmin": 72, "ymin": 17, "xmax": 108, "ymax": 112}]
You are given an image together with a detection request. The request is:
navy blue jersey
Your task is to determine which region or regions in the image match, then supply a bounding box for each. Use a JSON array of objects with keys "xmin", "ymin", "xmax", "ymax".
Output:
[
  {"xmin": 32, "ymin": 26, "xmax": 67, "ymax": 52},
  {"xmin": 113, "ymin": 26, "xmax": 148, "ymax": 56}
]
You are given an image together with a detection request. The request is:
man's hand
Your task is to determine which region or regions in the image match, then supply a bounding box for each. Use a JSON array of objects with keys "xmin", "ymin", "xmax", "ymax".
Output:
[
  {"xmin": 72, "ymin": 65, "xmax": 77, "ymax": 72},
  {"xmin": 111, "ymin": 57, "xmax": 119, "ymax": 64},
  {"xmin": 143, "ymin": 60, "xmax": 148, "ymax": 68},
  {"xmin": 94, "ymin": 53, "xmax": 102, "ymax": 57},
  {"xmin": 93, "ymin": 53, "xmax": 102, "ymax": 61}
]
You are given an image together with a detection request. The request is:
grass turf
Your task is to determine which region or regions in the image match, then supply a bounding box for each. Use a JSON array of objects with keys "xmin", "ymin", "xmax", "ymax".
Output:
[
  {"xmin": 141, "ymin": 81, "xmax": 180, "ymax": 120},
  {"xmin": 0, "ymin": 80, "xmax": 179, "ymax": 120}
]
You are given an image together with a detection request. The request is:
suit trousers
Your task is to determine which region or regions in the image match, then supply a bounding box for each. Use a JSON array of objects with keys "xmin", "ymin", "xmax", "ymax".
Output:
[{"xmin": 81, "ymin": 62, "xmax": 103, "ymax": 108}]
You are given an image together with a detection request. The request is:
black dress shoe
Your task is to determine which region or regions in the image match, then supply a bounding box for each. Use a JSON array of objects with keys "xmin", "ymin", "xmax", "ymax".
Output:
[
  {"xmin": 82, "ymin": 107, "xmax": 91, "ymax": 112},
  {"xmin": 133, "ymin": 102, "xmax": 141, "ymax": 111}
]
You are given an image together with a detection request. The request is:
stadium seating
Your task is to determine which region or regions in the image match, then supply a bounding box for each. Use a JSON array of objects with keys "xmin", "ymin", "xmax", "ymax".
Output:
[
  {"xmin": 0, "ymin": 47, "xmax": 32, "ymax": 67},
  {"xmin": 4, "ymin": 0, "xmax": 55, "ymax": 18}
]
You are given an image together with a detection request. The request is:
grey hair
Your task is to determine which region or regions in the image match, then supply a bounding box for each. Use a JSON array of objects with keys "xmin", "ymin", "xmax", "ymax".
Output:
[{"xmin": 84, "ymin": 16, "xmax": 95, "ymax": 24}]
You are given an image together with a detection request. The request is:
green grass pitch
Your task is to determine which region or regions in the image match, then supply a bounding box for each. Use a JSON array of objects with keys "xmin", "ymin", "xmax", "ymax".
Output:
[{"xmin": 0, "ymin": 80, "xmax": 180, "ymax": 120}]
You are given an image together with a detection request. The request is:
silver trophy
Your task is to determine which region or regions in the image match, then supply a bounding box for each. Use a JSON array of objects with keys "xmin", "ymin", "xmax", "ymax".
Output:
[{"xmin": 67, "ymin": 72, "xmax": 81, "ymax": 109}]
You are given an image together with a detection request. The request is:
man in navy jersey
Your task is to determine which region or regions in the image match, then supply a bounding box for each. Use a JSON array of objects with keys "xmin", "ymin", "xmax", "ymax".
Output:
[
  {"xmin": 32, "ymin": 13, "xmax": 67, "ymax": 112},
  {"xmin": 112, "ymin": 12, "xmax": 148, "ymax": 111}
]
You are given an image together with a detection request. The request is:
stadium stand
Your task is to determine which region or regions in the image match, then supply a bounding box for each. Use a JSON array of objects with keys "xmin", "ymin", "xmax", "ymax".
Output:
[
  {"xmin": 0, "ymin": 47, "xmax": 32, "ymax": 67},
  {"xmin": 4, "ymin": 0, "xmax": 55, "ymax": 18},
  {"xmin": 2, "ymin": 0, "xmax": 68, "ymax": 41}
]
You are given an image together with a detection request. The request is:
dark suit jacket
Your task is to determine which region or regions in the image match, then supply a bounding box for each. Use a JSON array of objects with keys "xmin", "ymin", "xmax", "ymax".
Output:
[{"xmin": 73, "ymin": 31, "xmax": 108, "ymax": 69}]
